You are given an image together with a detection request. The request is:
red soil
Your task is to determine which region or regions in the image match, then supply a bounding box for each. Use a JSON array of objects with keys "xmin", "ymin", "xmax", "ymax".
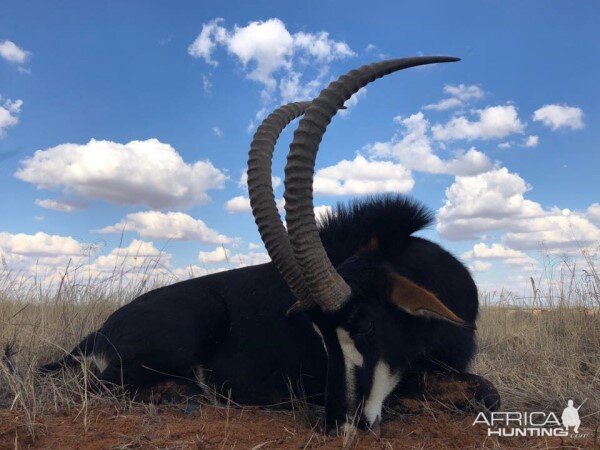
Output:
[
  {"xmin": 1, "ymin": 375, "xmax": 595, "ymax": 448},
  {"xmin": 1, "ymin": 402, "xmax": 596, "ymax": 449}
]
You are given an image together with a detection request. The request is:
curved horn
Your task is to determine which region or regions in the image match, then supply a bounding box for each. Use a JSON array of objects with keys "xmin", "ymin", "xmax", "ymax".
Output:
[
  {"xmin": 284, "ymin": 56, "xmax": 460, "ymax": 311},
  {"xmin": 248, "ymin": 101, "xmax": 314, "ymax": 310}
]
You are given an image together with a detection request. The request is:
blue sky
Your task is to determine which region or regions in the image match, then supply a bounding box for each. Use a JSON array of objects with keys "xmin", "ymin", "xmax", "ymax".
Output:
[{"xmin": 1, "ymin": 1, "xmax": 598, "ymax": 293}]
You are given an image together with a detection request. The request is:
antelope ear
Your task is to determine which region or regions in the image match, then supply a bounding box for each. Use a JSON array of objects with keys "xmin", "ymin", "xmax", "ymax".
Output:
[{"xmin": 387, "ymin": 272, "xmax": 475, "ymax": 329}]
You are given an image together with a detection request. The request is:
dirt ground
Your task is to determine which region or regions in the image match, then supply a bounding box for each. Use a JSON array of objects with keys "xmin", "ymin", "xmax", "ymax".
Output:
[
  {"xmin": 1, "ymin": 375, "xmax": 597, "ymax": 449},
  {"xmin": 1, "ymin": 402, "xmax": 597, "ymax": 450}
]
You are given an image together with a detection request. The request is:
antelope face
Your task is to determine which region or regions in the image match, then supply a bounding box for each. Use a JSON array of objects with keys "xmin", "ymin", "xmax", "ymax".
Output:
[
  {"xmin": 310, "ymin": 252, "xmax": 475, "ymax": 433},
  {"xmin": 311, "ymin": 293, "xmax": 401, "ymax": 433},
  {"xmin": 326, "ymin": 305, "xmax": 400, "ymax": 433}
]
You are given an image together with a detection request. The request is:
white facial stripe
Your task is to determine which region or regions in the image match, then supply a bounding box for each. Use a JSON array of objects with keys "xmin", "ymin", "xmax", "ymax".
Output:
[
  {"xmin": 336, "ymin": 327, "xmax": 364, "ymax": 414},
  {"xmin": 311, "ymin": 323, "xmax": 327, "ymax": 355},
  {"xmin": 363, "ymin": 360, "xmax": 401, "ymax": 426},
  {"xmin": 336, "ymin": 328, "xmax": 364, "ymax": 367}
]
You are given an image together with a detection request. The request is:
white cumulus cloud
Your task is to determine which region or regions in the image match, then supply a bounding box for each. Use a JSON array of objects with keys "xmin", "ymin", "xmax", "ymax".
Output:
[
  {"xmin": 588, "ymin": 203, "xmax": 600, "ymax": 226},
  {"xmin": 432, "ymin": 105, "xmax": 525, "ymax": 141},
  {"xmin": 0, "ymin": 234, "xmax": 183, "ymax": 288},
  {"xmin": 0, "ymin": 231, "xmax": 87, "ymax": 277},
  {"xmin": 90, "ymin": 239, "xmax": 170, "ymax": 274},
  {"xmin": 0, "ymin": 231, "xmax": 83, "ymax": 257},
  {"xmin": 368, "ymin": 112, "xmax": 494, "ymax": 176},
  {"xmin": 424, "ymin": 84, "xmax": 484, "ymax": 111},
  {"xmin": 533, "ymin": 104, "xmax": 584, "ymax": 131},
  {"xmin": 437, "ymin": 168, "xmax": 600, "ymax": 252},
  {"xmin": 0, "ymin": 96, "xmax": 23, "ymax": 137},
  {"xmin": 35, "ymin": 198, "xmax": 86, "ymax": 212},
  {"xmin": 224, "ymin": 195, "xmax": 252, "ymax": 213},
  {"xmin": 187, "ymin": 18, "xmax": 228, "ymax": 67},
  {"xmin": 0, "ymin": 40, "xmax": 30, "ymax": 66},
  {"xmin": 468, "ymin": 260, "xmax": 492, "ymax": 273},
  {"xmin": 503, "ymin": 209, "xmax": 600, "ymax": 251},
  {"xmin": 15, "ymin": 138, "xmax": 227, "ymax": 209},
  {"xmin": 188, "ymin": 18, "xmax": 354, "ymax": 92},
  {"xmin": 437, "ymin": 168, "xmax": 544, "ymax": 240},
  {"xmin": 523, "ymin": 135, "xmax": 539, "ymax": 147},
  {"xmin": 224, "ymin": 195, "xmax": 285, "ymax": 214},
  {"xmin": 98, "ymin": 211, "xmax": 232, "ymax": 244},
  {"xmin": 462, "ymin": 243, "xmax": 537, "ymax": 266},
  {"xmin": 293, "ymin": 31, "xmax": 354, "ymax": 62},
  {"xmin": 278, "ymin": 69, "xmax": 324, "ymax": 103},
  {"xmin": 198, "ymin": 246, "xmax": 270, "ymax": 267},
  {"xmin": 313, "ymin": 155, "xmax": 414, "ymax": 196},
  {"xmin": 189, "ymin": 18, "xmax": 355, "ymax": 130}
]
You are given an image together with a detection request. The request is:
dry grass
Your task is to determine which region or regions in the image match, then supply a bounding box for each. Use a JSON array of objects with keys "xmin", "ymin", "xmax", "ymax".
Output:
[
  {"xmin": 0, "ymin": 254, "xmax": 171, "ymax": 441},
  {"xmin": 473, "ymin": 250, "xmax": 600, "ymax": 421},
  {"xmin": 0, "ymin": 248, "xmax": 599, "ymax": 446}
]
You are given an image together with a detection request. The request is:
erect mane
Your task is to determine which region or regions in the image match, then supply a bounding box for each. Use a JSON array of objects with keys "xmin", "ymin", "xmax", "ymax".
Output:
[{"xmin": 318, "ymin": 195, "xmax": 434, "ymax": 266}]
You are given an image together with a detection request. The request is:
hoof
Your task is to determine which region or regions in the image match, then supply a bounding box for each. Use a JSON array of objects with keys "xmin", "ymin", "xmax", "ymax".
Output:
[
  {"xmin": 421, "ymin": 372, "xmax": 501, "ymax": 412},
  {"xmin": 467, "ymin": 373, "xmax": 501, "ymax": 411},
  {"xmin": 388, "ymin": 371, "xmax": 501, "ymax": 413}
]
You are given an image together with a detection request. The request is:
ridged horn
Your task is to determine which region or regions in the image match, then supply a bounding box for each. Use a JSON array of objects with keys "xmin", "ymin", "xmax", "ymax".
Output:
[
  {"xmin": 284, "ymin": 56, "xmax": 460, "ymax": 311},
  {"xmin": 248, "ymin": 101, "xmax": 314, "ymax": 310}
]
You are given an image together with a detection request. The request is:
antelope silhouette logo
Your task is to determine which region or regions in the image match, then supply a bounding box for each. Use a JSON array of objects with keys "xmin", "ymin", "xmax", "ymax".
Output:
[{"xmin": 561, "ymin": 399, "xmax": 586, "ymax": 433}]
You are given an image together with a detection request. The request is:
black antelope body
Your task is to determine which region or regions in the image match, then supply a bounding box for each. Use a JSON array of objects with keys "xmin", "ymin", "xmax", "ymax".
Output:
[{"xmin": 41, "ymin": 57, "xmax": 492, "ymax": 433}]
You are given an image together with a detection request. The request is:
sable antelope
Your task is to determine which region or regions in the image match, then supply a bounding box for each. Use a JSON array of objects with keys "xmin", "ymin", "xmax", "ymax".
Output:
[{"xmin": 41, "ymin": 57, "xmax": 492, "ymax": 433}]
